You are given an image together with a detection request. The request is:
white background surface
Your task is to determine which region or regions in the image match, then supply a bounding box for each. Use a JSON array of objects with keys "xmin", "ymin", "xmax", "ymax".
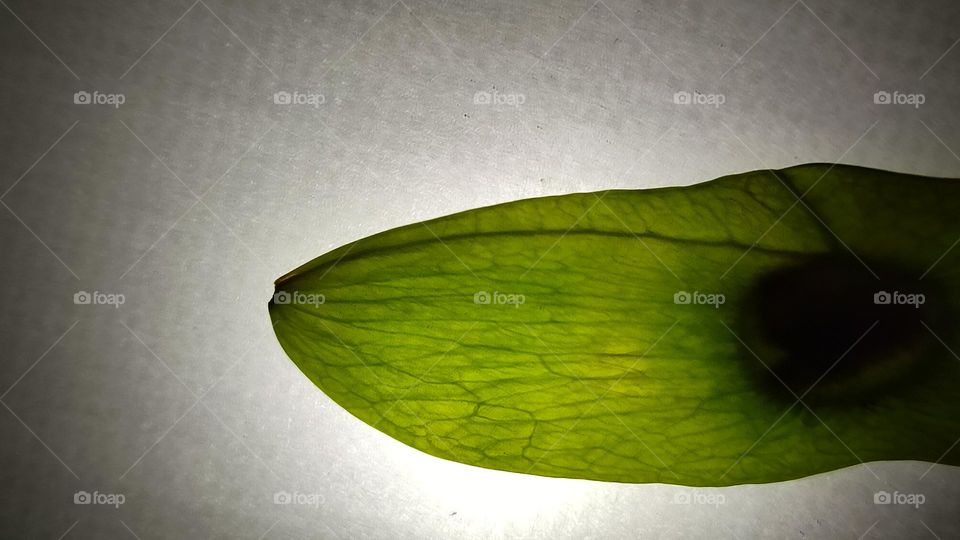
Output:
[{"xmin": 1, "ymin": 0, "xmax": 959, "ymax": 538}]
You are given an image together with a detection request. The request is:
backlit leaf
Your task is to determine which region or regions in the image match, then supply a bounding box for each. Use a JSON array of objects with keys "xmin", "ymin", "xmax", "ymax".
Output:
[{"xmin": 270, "ymin": 164, "xmax": 960, "ymax": 486}]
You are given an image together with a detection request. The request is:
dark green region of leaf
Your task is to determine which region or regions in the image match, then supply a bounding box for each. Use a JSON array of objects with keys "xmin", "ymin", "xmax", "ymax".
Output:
[
  {"xmin": 737, "ymin": 253, "xmax": 950, "ymax": 406},
  {"xmin": 270, "ymin": 163, "xmax": 960, "ymax": 486}
]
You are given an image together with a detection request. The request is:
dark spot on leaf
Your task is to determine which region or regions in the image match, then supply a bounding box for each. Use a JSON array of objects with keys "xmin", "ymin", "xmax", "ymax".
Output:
[{"xmin": 737, "ymin": 254, "xmax": 949, "ymax": 406}]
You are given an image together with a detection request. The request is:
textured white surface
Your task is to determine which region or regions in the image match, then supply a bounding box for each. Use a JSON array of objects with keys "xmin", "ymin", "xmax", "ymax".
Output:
[{"xmin": 1, "ymin": 0, "xmax": 959, "ymax": 538}]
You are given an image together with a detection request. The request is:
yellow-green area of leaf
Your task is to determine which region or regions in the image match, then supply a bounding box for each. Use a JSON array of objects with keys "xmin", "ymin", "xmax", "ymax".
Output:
[{"xmin": 269, "ymin": 164, "xmax": 960, "ymax": 486}]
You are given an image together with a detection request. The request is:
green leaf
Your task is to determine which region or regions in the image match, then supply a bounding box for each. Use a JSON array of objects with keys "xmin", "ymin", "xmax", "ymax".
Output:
[{"xmin": 269, "ymin": 164, "xmax": 960, "ymax": 486}]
